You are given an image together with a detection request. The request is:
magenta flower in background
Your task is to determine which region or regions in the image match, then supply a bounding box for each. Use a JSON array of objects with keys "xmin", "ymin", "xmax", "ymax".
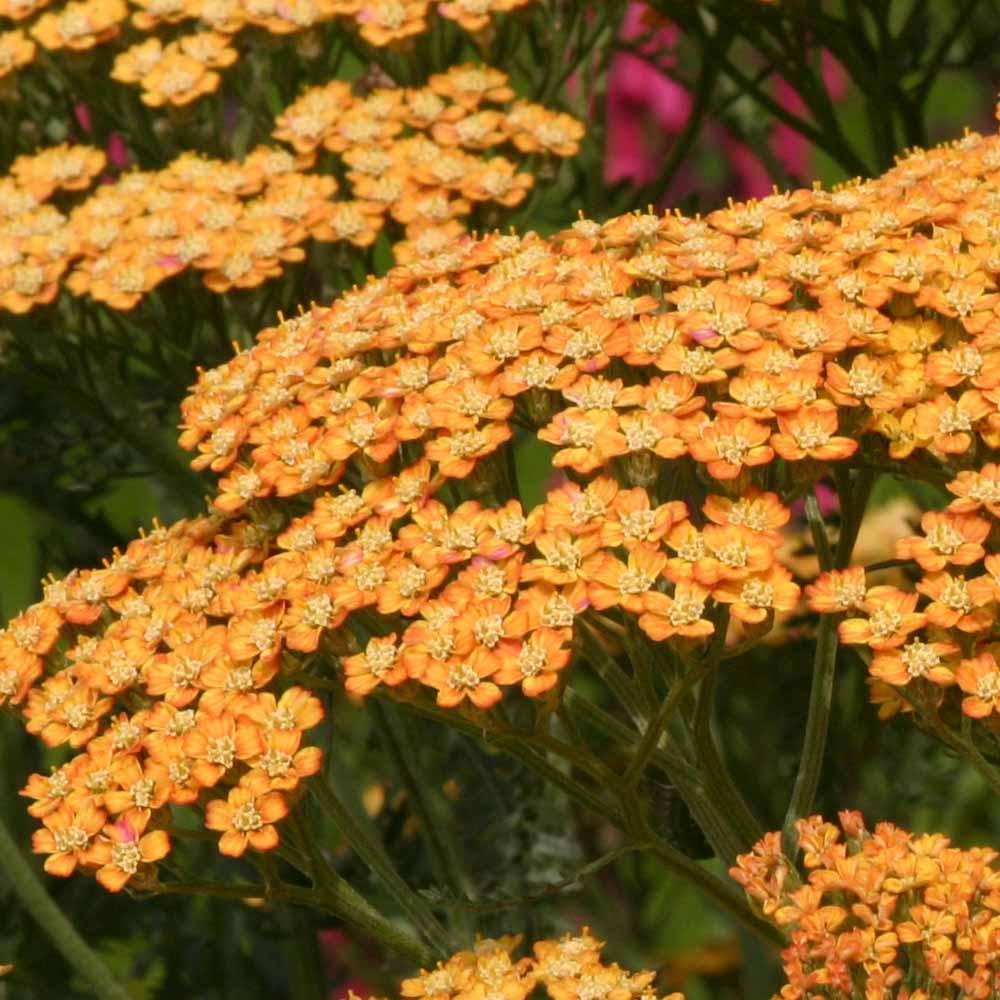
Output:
[
  {"xmin": 604, "ymin": 4, "xmax": 849, "ymax": 200},
  {"xmin": 106, "ymin": 132, "xmax": 130, "ymax": 169},
  {"xmin": 605, "ymin": 4, "xmax": 690, "ymax": 186},
  {"xmin": 73, "ymin": 103, "xmax": 92, "ymax": 134}
]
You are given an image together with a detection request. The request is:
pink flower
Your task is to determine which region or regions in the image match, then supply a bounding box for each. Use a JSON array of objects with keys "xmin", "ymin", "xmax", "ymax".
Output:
[
  {"xmin": 106, "ymin": 132, "xmax": 130, "ymax": 169},
  {"xmin": 601, "ymin": 6, "xmax": 850, "ymax": 197},
  {"xmin": 605, "ymin": 4, "xmax": 690, "ymax": 185},
  {"xmin": 74, "ymin": 103, "xmax": 92, "ymax": 134}
]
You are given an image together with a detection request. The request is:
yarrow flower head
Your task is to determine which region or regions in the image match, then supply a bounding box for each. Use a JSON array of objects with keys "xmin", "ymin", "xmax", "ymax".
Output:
[
  {"xmin": 15, "ymin": 99, "xmax": 1000, "ymax": 895},
  {"xmin": 732, "ymin": 812, "xmax": 1000, "ymax": 999}
]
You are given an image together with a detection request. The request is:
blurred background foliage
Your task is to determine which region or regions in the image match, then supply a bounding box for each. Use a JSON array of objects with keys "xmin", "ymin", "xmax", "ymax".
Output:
[{"xmin": 5, "ymin": 1, "xmax": 1000, "ymax": 997}]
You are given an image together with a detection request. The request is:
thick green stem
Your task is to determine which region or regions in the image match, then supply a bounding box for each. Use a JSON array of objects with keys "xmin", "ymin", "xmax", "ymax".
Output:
[
  {"xmin": 564, "ymin": 689, "xmax": 754, "ymax": 863},
  {"xmin": 0, "ymin": 815, "xmax": 135, "ymax": 1000}
]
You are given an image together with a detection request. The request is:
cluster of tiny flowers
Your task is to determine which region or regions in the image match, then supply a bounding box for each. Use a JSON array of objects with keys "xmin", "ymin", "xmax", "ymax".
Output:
[
  {"xmin": 13, "ymin": 101, "xmax": 1000, "ymax": 891},
  {"xmin": 3, "ymin": 513, "xmax": 325, "ymax": 884},
  {"xmin": 272, "ymin": 65, "xmax": 582, "ymax": 261},
  {"xmin": 0, "ymin": 143, "xmax": 107, "ymax": 313},
  {"xmin": 0, "ymin": 144, "xmax": 332, "ymax": 311},
  {"xmin": 731, "ymin": 812, "xmax": 1000, "ymax": 999},
  {"xmin": 2, "ymin": 0, "xmax": 536, "ymax": 95},
  {"xmin": 180, "ymin": 115, "xmax": 1000, "ymax": 526},
  {"xmin": 0, "ymin": 65, "xmax": 579, "ymax": 312},
  {"xmin": 808, "ymin": 461, "xmax": 1000, "ymax": 723},
  {"xmin": 382, "ymin": 930, "xmax": 682, "ymax": 1000}
]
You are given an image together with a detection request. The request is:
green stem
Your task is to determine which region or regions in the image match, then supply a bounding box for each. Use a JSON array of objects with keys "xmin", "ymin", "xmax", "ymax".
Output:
[
  {"xmin": 577, "ymin": 618, "xmax": 647, "ymax": 726},
  {"xmin": 623, "ymin": 646, "xmax": 716, "ymax": 787},
  {"xmin": 0, "ymin": 815, "xmax": 135, "ymax": 1000},
  {"xmin": 805, "ymin": 493, "xmax": 835, "ymax": 572},
  {"xmin": 564, "ymin": 689, "xmax": 753, "ymax": 863},
  {"xmin": 371, "ymin": 701, "xmax": 472, "ymax": 901},
  {"xmin": 562, "ymin": 687, "xmax": 696, "ymax": 781},
  {"xmin": 309, "ymin": 776, "xmax": 452, "ymax": 957},
  {"xmin": 958, "ymin": 714, "xmax": 1000, "ymax": 801},
  {"xmin": 390, "ymin": 693, "xmax": 624, "ymax": 824},
  {"xmin": 782, "ymin": 612, "xmax": 839, "ymax": 852}
]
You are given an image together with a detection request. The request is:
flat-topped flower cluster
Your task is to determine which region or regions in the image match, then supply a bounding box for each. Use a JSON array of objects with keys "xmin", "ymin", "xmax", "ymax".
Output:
[
  {"xmin": 732, "ymin": 812, "xmax": 1000, "ymax": 999},
  {"xmin": 1, "ymin": 0, "xmax": 537, "ymax": 98},
  {"xmin": 1, "ymin": 64, "xmax": 580, "ymax": 312},
  {"xmin": 9, "ymin": 109, "xmax": 1000, "ymax": 889},
  {"xmin": 392, "ymin": 929, "xmax": 683, "ymax": 1000}
]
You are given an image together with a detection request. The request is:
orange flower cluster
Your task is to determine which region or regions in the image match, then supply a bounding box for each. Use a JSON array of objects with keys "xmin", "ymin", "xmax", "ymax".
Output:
[
  {"xmin": 3, "ymin": 513, "xmax": 325, "ymax": 884},
  {"xmin": 391, "ymin": 930, "xmax": 682, "ymax": 1000},
  {"xmin": 0, "ymin": 144, "xmax": 107, "ymax": 312},
  {"xmin": 111, "ymin": 30, "xmax": 237, "ymax": 106},
  {"xmin": 0, "ymin": 144, "xmax": 332, "ymax": 311},
  {"xmin": 272, "ymin": 66, "xmax": 583, "ymax": 261},
  {"xmin": 808, "ymin": 464, "xmax": 1000, "ymax": 723},
  {"xmin": 14, "ymin": 95, "xmax": 1000, "ymax": 891},
  {"xmin": 355, "ymin": 0, "xmax": 535, "ymax": 46},
  {"xmin": 1, "ymin": 66, "xmax": 579, "ymax": 313},
  {"xmin": 732, "ymin": 812, "xmax": 1000, "ymax": 1000},
  {"xmin": 179, "ymin": 118, "xmax": 1000, "ymax": 530},
  {"xmin": 0, "ymin": 27, "xmax": 35, "ymax": 80},
  {"xmin": 6, "ymin": 0, "xmax": 537, "ymax": 96}
]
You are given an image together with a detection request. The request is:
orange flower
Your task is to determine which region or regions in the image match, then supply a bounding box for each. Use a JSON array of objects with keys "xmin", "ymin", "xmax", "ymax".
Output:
[
  {"xmin": 838, "ymin": 586, "xmax": 925, "ymax": 650},
  {"xmin": 140, "ymin": 52, "xmax": 221, "ymax": 107},
  {"xmin": 182, "ymin": 711, "xmax": 264, "ymax": 788},
  {"xmin": 343, "ymin": 634, "xmax": 408, "ymax": 695},
  {"xmin": 586, "ymin": 545, "xmax": 667, "ymax": 613},
  {"xmin": 601, "ymin": 490, "xmax": 687, "ymax": 550},
  {"xmin": 895, "ymin": 511, "xmax": 990, "ymax": 572},
  {"xmin": 947, "ymin": 463, "xmax": 1000, "ymax": 517},
  {"xmin": 244, "ymin": 728, "xmax": 323, "ymax": 791},
  {"xmin": 915, "ymin": 571, "xmax": 994, "ymax": 632},
  {"xmin": 493, "ymin": 628, "xmax": 571, "ymax": 697},
  {"xmin": 911, "ymin": 390, "xmax": 992, "ymax": 455},
  {"xmin": 355, "ymin": 0, "xmax": 429, "ymax": 46},
  {"xmin": 805, "ymin": 567, "xmax": 867, "ymax": 614},
  {"xmin": 771, "ymin": 401, "xmax": 858, "ymax": 463},
  {"xmin": 702, "ymin": 490, "xmax": 789, "ymax": 545},
  {"xmin": 205, "ymin": 772, "xmax": 288, "ymax": 856},
  {"xmin": 956, "ymin": 652, "xmax": 1000, "ymax": 718},
  {"xmin": 423, "ymin": 648, "xmax": 502, "ymax": 709},
  {"xmin": 32, "ymin": 803, "xmax": 106, "ymax": 876},
  {"xmin": 693, "ymin": 524, "xmax": 775, "ymax": 588},
  {"xmin": 30, "ymin": 0, "xmax": 126, "ymax": 50},
  {"xmin": 85, "ymin": 814, "xmax": 170, "ymax": 892},
  {"xmin": 685, "ymin": 415, "xmax": 773, "ymax": 480},
  {"xmin": 428, "ymin": 64, "xmax": 514, "ymax": 107},
  {"xmin": 0, "ymin": 29, "xmax": 35, "ymax": 76},
  {"xmin": 460, "ymin": 159, "xmax": 534, "ymax": 207},
  {"xmin": 538, "ymin": 410, "xmax": 627, "ymax": 473},
  {"xmin": 869, "ymin": 638, "xmax": 958, "ymax": 688},
  {"xmin": 424, "ymin": 422, "xmax": 513, "ymax": 478},
  {"xmin": 713, "ymin": 565, "xmax": 800, "ymax": 625},
  {"xmin": 638, "ymin": 584, "xmax": 714, "ymax": 641}
]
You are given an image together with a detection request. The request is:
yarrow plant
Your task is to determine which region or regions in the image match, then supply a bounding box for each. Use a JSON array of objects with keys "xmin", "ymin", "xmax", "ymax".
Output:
[{"xmin": 8, "ymin": 2, "xmax": 1000, "ymax": 997}]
